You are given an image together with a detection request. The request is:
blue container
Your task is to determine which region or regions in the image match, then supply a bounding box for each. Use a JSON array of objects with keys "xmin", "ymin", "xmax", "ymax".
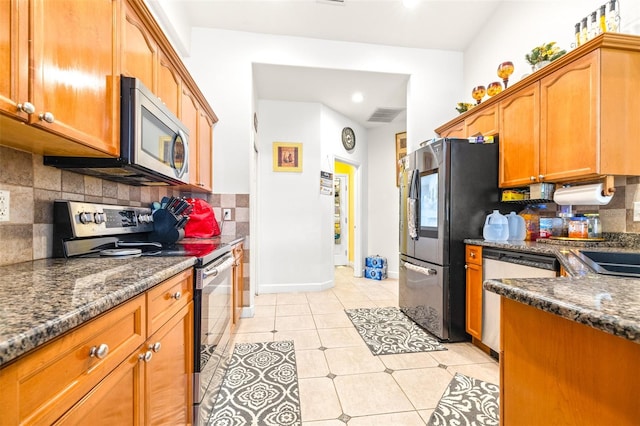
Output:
[
  {"xmin": 365, "ymin": 256, "xmax": 387, "ymax": 268},
  {"xmin": 364, "ymin": 267, "xmax": 387, "ymax": 280}
]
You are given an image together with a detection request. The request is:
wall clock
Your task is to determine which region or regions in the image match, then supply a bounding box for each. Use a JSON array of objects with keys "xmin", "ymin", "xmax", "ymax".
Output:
[{"xmin": 341, "ymin": 127, "xmax": 356, "ymax": 151}]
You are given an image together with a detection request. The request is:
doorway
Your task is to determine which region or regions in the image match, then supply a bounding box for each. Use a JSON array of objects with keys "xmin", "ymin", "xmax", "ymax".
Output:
[
  {"xmin": 334, "ymin": 159, "xmax": 362, "ymax": 275},
  {"xmin": 333, "ymin": 174, "xmax": 349, "ymax": 266}
]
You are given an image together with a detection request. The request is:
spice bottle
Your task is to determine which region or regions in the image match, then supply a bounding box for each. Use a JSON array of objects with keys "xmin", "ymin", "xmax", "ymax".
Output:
[
  {"xmin": 599, "ymin": 4, "xmax": 607, "ymax": 33},
  {"xmin": 580, "ymin": 17, "xmax": 589, "ymax": 45},
  {"xmin": 575, "ymin": 22, "xmax": 582, "ymax": 47},
  {"xmin": 588, "ymin": 11, "xmax": 598, "ymax": 40},
  {"xmin": 607, "ymin": 0, "xmax": 620, "ymax": 32}
]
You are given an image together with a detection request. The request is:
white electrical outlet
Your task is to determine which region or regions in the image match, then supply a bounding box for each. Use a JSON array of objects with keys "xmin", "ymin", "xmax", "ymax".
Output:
[
  {"xmin": 0, "ymin": 190, "xmax": 9, "ymax": 222},
  {"xmin": 634, "ymin": 201, "xmax": 640, "ymax": 222},
  {"xmin": 223, "ymin": 208, "xmax": 232, "ymax": 220}
]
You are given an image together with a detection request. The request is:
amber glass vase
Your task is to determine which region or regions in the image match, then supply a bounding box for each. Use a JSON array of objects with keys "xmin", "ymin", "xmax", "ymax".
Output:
[{"xmin": 497, "ymin": 61, "xmax": 514, "ymax": 88}]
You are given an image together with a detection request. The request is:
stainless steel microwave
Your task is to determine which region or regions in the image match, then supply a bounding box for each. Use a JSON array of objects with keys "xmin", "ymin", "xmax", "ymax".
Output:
[{"xmin": 44, "ymin": 76, "xmax": 189, "ymax": 186}]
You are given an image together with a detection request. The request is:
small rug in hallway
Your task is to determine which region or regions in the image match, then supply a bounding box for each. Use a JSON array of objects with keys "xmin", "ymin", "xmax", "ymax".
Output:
[
  {"xmin": 208, "ymin": 340, "xmax": 302, "ymax": 426},
  {"xmin": 427, "ymin": 373, "xmax": 500, "ymax": 426},
  {"xmin": 345, "ymin": 306, "xmax": 447, "ymax": 355}
]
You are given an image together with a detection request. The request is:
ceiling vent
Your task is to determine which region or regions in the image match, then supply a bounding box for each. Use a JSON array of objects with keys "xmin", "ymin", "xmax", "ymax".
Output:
[{"xmin": 367, "ymin": 107, "xmax": 405, "ymax": 123}]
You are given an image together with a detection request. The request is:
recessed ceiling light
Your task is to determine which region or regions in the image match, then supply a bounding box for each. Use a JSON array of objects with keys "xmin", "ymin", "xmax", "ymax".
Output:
[
  {"xmin": 402, "ymin": 0, "xmax": 419, "ymax": 8},
  {"xmin": 351, "ymin": 92, "xmax": 364, "ymax": 103}
]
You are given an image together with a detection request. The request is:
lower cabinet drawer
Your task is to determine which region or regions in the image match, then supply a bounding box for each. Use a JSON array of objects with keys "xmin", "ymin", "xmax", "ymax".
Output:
[
  {"xmin": 0, "ymin": 295, "xmax": 146, "ymax": 425},
  {"xmin": 147, "ymin": 269, "xmax": 193, "ymax": 336}
]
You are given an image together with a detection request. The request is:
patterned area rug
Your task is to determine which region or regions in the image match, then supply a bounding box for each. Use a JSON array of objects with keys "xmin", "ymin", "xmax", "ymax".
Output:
[
  {"xmin": 208, "ymin": 340, "xmax": 302, "ymax": 426},
  {"xmin": 427, "ymin": 373, "xmax": 500, "ymax": 426},
  {"xmin": 345, "ymin": 307, "xmax": 447, "ymax": 355}
]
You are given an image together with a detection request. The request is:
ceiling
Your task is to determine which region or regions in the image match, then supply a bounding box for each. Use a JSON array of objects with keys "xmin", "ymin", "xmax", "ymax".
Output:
[{"xmin": 159, "ymin": 0, "xmax": 508, "ymax": 128}]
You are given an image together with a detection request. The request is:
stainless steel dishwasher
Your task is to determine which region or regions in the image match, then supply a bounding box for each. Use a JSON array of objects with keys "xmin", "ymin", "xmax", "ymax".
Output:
[{"xmin": 482, "ymin": 248, "xmax": 559, "ymax": 352}]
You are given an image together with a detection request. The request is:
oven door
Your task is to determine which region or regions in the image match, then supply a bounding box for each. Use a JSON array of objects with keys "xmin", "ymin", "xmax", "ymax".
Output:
[{"xmin": 193, "ymin": 253, "xmax": 234, "ymax": 424}]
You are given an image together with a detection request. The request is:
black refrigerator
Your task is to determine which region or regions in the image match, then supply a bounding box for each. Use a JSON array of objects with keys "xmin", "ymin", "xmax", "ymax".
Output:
[{"xmin": 399, "ymin": 138, "xmax": 503, "ymax": 342}]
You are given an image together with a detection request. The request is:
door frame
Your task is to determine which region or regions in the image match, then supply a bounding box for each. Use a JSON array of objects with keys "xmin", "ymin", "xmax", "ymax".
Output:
[
  {"xmin": 334, "ymin": 156, "xmax": 363, "ymax": 277},
  {"xmin": 333, "ymin": 173, "xmax": 349, "ymax": 266}
]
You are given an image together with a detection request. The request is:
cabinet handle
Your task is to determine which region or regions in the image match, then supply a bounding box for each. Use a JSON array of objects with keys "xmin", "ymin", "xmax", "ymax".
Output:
[
  {"xmin": 538, "ymin": 174, "xmax": 545, "ymax": 180},
  {"xmin": 17, "ymin": 102, "xmax": 35, "ymax": 114},
  {"xmin": 470, "ymin": 252, "xmax": 476, "ymax": 258},
  {"xmin": 39, "ymin": 111, "xmax": 55, "ymax": 123},
  {"xmin": 171, "ymin": 291, "xmax": 181, "ymax": 300},
  {"xmin": 464, "ymin": 264, "xmax": 468, "ymax": 269},
  {"xmin": 89, "ymin": 343, "xmax": 109, "ymax": 359},
  {"xmin": 149, "ymin": 342, "xmax": 162, "ymax": 353},
  {"xmin": 198, "ymin": 183, "xmax": 205, "ymax": 187},
  {"xmin": 530, "ymin": 176, "xmax": 536, "ymax": 181},
  {"xmin": 139, "ymin": 350, "xmax": 153, "ymax": 362}
]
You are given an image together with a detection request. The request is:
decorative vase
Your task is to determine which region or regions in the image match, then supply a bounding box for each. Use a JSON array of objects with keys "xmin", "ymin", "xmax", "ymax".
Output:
[{"xmin": 532, "ymin": 60, "xmax": 551, "ymax": 72}]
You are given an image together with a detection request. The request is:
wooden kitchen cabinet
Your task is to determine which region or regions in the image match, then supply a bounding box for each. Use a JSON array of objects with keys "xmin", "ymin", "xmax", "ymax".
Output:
[
  {"xmin": 121, "ymin": 0, "xmax": 157, "ymax": 93},
  {"xmin": 158, "ymin": 50, "xmax": 181, "ymax": 116},
  {"xmin": 0, "ymin": 0, "xmax": 119, "ymax": 157},
  {"xmin": 465, "ymin": 245, "xmax": 483, "ymax": 340},
  {"xmin": 232, "ymin": 242, "xmax": 245, "ymax": 325},
  {"xmin": 181, "ymin": 85, "xmax": 214, "ymax": 192},
  {"xmin": 0, "ymin": 269, "xmax": 194, "ymax": 425},
  {"xmin": 438, "ymin": 120, "xmax": 466, "ymax": 138},
  {"xmin": 465, "ymin": 104, "xmax": 498, "ymax": 137},
  {"xmin": 499, "ymin": 83, "xmax": 541, "ymax": 187}
]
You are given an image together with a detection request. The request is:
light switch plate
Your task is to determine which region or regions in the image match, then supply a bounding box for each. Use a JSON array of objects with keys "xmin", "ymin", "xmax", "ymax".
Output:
[
  {"xmin": 0, "ymin": 190, "xmax": 9, "ymax": 222},
  {"xmin": 634, "ymin": 201, "xmax": 640, "ymax": 222}
]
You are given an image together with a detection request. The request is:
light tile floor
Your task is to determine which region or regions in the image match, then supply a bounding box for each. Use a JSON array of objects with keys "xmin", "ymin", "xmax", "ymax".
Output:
[{"xmin": 229, "ymin": 266, "xmax": 499, "ymax": 425}]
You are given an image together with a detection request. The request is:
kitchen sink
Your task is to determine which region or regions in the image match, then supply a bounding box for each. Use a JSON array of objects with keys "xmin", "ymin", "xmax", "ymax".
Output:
[{"xmin": 577, "ymin": 250, "xmax": 640, "ymax": 278}]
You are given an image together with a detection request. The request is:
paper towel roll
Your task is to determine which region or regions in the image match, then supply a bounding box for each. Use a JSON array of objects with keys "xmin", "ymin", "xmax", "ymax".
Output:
[{"xmin": 552, "ymin": 183, "xmax": 613, "ymax": 205}]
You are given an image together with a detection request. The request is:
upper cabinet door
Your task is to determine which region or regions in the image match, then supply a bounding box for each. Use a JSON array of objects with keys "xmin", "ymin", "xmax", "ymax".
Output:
[
  {"xmin": 465, "ymin": 104, "xmax": 498, "ymax": 137},
  {"xmin": 540, "ymin": 51, "xmax": 600, "ymax": 181},
  {"xmin": 157, "ymin": 50, "xmax": 181, "ymax": 117},
  {"xmin": 30, "ymin": 0, "xmax": 119, "ymax": 155},
  {"xmin": 0, "ymin": 0, "xmax": 29, "ymax": 121},
  {"xmin": 197, "ymin": 109, "xmax": 214, "ymax": 192},
  {"xmin": 499, "ymin": 83, "xmax": 540, "ymax": 187},
  {"xmin": 121, "ymin": 0, "xmax": 157, "ymax": 91}
]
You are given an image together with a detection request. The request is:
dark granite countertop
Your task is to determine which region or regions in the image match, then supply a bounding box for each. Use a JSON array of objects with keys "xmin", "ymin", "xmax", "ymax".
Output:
[
  {"xmin": 464, "ymin": 239, "xmax": 640, "ymax": 343},
  {"xmin": 0, "ymin": 256, "xmax": 196, "ymax": 367}
]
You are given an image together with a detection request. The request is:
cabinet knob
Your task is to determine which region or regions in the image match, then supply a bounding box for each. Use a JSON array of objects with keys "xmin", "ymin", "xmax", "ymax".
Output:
[
  {"xmin": 464, "ymin": 264, "xmax": 468, "ymax": 269},
  {"xmin": 39, "ymin": 111, "xmax": 55, "ymax": 123},
  {"xmin": 149, "ymin": 342, "xmax": 162, "ymax": 353},
  {"xmin": 538, "ymin": 174, "xmax": 545, "ymax": 180},
  {"xmin": 139, "ymin": 350, "xmax": 153, "ymax": 362},
  {"xmin": 530, "ymin": 176, "xmax": 536, "ymax": 181},
  {"xmin": 89, "ymin": 343, "xmax": 109, "ymax": 359},
  {"xmin": 171, "ymin": 291, "xmax": 181, "ymax": 300},
  {"xmin": 198, "ymin": 183, "xmax": 205, "ymax": 187},
  {"xmin": 470, "ymin": 252, "xmax": 476, "ymax": 258},
  {"xmin": 17, "ymin": 102, "xmax": 35, "ymax": 114}
]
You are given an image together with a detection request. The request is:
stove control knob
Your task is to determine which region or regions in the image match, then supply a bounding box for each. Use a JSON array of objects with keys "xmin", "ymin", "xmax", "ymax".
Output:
[
  {"xmin": 94, "ymin": 212, "xmax": 106, "ymax": 224},
  {"xmin": 79, "ymin": 212, "xmax": 94, "ymax": 224}
]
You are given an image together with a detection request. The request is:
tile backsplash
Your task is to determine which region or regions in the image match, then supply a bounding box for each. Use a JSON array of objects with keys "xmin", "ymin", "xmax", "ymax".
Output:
[{"xmin": 0, "ymin": 146, "xmax": 250, "ymax": 283}]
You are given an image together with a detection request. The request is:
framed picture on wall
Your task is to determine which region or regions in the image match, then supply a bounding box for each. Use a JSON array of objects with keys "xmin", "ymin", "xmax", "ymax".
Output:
[
  {"xmin": 273, "ymin": 142, "xmax": 303, "ymax": 172},
  {"xmin": 395, "ymin": 132, "xmax": 407, "ymax": 186}
]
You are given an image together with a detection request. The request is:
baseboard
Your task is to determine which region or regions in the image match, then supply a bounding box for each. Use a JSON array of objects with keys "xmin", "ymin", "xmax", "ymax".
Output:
[
  {"xmin": 257, "ymin": 279, "xmax": 334, "ymax": 294},
  {"xmin": 240, "ymin": 306, "xmax": 255, "ymax": 318}
]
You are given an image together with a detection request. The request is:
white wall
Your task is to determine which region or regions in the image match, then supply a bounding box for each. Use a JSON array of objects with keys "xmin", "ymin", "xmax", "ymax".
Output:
[
  {"xmin": 256, "ymin": 100, "xmax": 367, "ymax": 292},
  {"xmin": 183, "ymin": 28, "xmax": 464, "ymax": 195},
  {"xmin": 366, "ymin": 122, "xmax": 406, "ymax": 278},
  {"xmin": 462, "ymin": 0, "xmax": 640, "ymax": 117}
]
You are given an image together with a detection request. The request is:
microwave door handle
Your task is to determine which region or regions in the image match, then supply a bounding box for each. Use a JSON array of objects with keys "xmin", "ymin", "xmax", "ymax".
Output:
[
  {"xmin": 404, "ymin": 261, "xmax": 437, "ymax": 276},
  {"xmin": 172, "ymin": 129, "xmax": 189, "ymax": 179}
]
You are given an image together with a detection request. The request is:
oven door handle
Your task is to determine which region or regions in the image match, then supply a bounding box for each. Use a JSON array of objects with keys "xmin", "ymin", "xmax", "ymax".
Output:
[
  {"xmin": 203, "ymin": 257, "xmax": 235, "ymax": 278},
  {"xmin": 404, "ymin": 262, "xmax": 437, "ymax": 276}
]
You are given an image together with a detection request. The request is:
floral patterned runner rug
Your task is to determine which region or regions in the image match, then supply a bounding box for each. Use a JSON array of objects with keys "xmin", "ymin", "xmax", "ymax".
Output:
[
  {"xmin": 345, "ymin": 306, "xmax": 447, "ymax": 355},
  {"xmin": 208, "ymin": 340, "xmax": 301, "ymax": 426},
  {"xmin": 427, "ymin": 373, "xmax": 500, "ymax": 426}
]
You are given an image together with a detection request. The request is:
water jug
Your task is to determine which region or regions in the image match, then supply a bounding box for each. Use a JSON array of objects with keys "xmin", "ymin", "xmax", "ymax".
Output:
[
  {"xmin": 507, "ymin": 211, "xmax": 526, "ymax": 241},
  {"xmin": 483, "ymin": 210, "xmax": 509, "ymax": 241}
]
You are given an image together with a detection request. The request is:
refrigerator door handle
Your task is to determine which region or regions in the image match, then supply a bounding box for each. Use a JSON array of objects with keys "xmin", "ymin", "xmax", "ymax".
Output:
[{"xmin": 404, "ymin": 261, "xmax": 437, "ymax": 276}]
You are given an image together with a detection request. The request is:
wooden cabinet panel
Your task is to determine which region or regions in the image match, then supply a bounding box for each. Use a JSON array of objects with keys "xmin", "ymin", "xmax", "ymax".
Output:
[
  {"xmin": 439, "ymin": 120, "xmax": 465, "ymax": 138},
  {"xmin": 465, "ymin": 104, "xmax": 498, "ymax": 137},
  {"xmin": 232, "ymin": 243, "xmax": 244, "ymax": 325},
  {"xmin": 146, "ymin": 269, "xmax": 192, "ymax": 336},
  {"xmin": 501, "ymin": 298, "xmax": 640, "ymax": 424},
  {"xmin": 465, "ymin": 245, "xmax": 483, "ymax": 340},
  {"xmin": 121, "ymin": 0, "xmax": 157, "ymax": 91},
  {"xmin": 540, "ymin": 51, "xmax": 600, "ymax": 182},
  {"xmin": 145, "ymin": 302, "xmax": 193, "ymax": 425},
  {"xmin": 54, "ymin": 354, "xmax": 144, "ymax": 426},
  {"xmin": 181, "ymin": 87, "xmax": 199, "ymax": 186},
  {"xmin": 0, "ymin": 0, "xmax": 29, "ymax": 121},
  {"xmin": 197, "ymin": 109, "xmax": 214, "ymax": 191},
  {"xmin": 157, "ymin": 50, "xmax": 181, "ymax": 117},
  {"xmin": 499, "ymin": 83, "xmax": 540, "ymax": 187},
  {"xmin": 0, "ymin": 295, "xmax": 145, "ymax": 425}
]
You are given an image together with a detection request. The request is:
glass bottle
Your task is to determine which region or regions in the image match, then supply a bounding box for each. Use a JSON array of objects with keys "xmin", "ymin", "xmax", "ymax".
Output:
[
  {"xmin": 588, "ymin": 11, "xmax": 598, "ymax": 40},
  {"xmin": 599, "ymin": 4, "xmax": 607, "ymax": 34},
  {"xmin": 580, "ymin": 17, "xmax": 588, "ymax": 45},
  {"xmin": 584, "ymin": 213, "xmax": 602, "ymax": 238},
  {"xmin": 607, "ymin": 0, "xmax": 620, "ymax": 33},
  {"xmin": 574, "ymin": 22, "xmax": 582, "ymax": 47}
]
